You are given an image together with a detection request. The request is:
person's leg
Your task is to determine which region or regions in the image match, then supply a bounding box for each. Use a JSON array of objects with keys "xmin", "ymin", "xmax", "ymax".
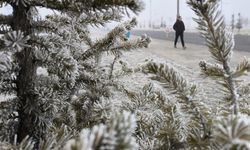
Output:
[
  {"xmin": 180, "ymin": 32, "xmax": 185, "ymax": 48},
  {"xmin": 174, "ymin": 32, "xmax": 179, "ymax": 48}
]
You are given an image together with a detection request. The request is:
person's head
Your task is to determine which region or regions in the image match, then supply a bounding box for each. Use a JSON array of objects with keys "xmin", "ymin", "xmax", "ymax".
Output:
[{"xmin": 177, "ymin": 15, "xmax": 182, "ymax": 21}]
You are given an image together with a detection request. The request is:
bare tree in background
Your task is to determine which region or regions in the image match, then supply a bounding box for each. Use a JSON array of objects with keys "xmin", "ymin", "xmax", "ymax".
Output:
[
  {"xmin": 236, "ymin": 13, "xmax": 243, "ymax": 32},
  {"xmin": 231, "ymin": 14, "xmax": 235, "ymax": 31}
]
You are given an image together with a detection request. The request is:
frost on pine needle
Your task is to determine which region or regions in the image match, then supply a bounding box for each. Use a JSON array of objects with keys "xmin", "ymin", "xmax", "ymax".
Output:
[
  {"xmin": 0, "ymin": 52, "xmax": 11, "ymax": 73},
  {"xmin": 233, "ymin": 58, "xmax": 250, "ymax": 78},
  {"xmin": 47, "ymin": 47, "xmax": 79, "ymax": 85},
  {"xmin": 214, "ymin": 114, "xmax": 250, "ymax": 149},
  {"xmin": 0, "ymin": 0, "xmax": 250, "ymax": 149},
  {"xmin": 199, "ymin": 60, "xmax": 225, "ymax": 78},
  {"xmin": 140, "ymin": 60, "xmax": 197, "ymax": 101},
  {"xmin": 0, "ymin": 0, "xmax": 148, "ymax": 147},
  {"xmin": 64, "ymin": 111, "xmax": 138, "ymax": 150},
  {"xmin": 3, "ymin": 30, "xmax": 30, "ymax": 52},
  {"xmin": 187, "ymin": 0, "xmax": 250, "ymax": 115}
]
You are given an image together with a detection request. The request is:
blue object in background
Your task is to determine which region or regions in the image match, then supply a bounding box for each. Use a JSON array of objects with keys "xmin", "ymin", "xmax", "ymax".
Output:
[{"xmin": 125, "ymin": 31, "xmax": 131, "ymax": 39}]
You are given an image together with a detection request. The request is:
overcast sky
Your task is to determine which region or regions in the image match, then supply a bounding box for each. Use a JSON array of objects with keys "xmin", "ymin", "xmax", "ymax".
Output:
[
  {"xmin": 138, "ymin": 0, "xmax": 250, "ymax": 28},
  {"xmin": 1, "ymin": 0, "xmax": 249, "ymax": 29}
]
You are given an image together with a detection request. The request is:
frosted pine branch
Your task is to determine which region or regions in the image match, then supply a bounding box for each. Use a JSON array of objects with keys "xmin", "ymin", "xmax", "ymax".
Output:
[
  {"xmin": 142, "ymin": 61, "xmax": 197, "ymax": 102},
  {"xmin": 0, "ymin": 0, "xmax": 147, "ymax": 146},
  {"xmin": 28, "ymin": 0, "xmax": 143, "ymax": 14},
  {"xmin": 80, "ymin": 18, "xmax": 149, "ymax": 61},
  {"xmin": 64, "ymin": 111, "xmax": 138, "ymax": 150},
  {"xmin": 141, "ymin": 61, "xmax": 213, "ymax": 145},
  {"xmin": 233, "ymin": 58, "xmax": 250, "ymax": 78},
  {"xmin": 3, "ymin": 30, "xmax": 30, "ymax": 52},
  {"xmin": 199, "ymin": 61, "xmax": 224, "ymax": 78},
  {"xmin": 0, "ymin": 25, "xmax": 12, "ymax": 35},
  {"xmin": 0, "ymin": 53, "xmax": 12, "ymax": 73},
  {"xmin": 214, "ymin": 114, "xmax": 250, "ymax": 149},
  {"xmin": 187, "ymin": 0, "xmax": 239, "ymax": 115}
]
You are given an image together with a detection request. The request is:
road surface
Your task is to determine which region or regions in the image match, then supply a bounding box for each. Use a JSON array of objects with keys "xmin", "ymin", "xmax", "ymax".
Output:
[{"xmin": 132, "ymin": 30, "xmax": 250, "ymax": 52}]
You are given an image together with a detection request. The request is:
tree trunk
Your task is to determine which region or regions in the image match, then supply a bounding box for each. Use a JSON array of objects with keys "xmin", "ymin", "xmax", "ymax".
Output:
[
  {"xmin": 11, "ymin": 3, "xmax": 38, "ymax": 142},
  {"xmin": 16, "ymin": 49, "xmax": 38, "ymax": 142}
]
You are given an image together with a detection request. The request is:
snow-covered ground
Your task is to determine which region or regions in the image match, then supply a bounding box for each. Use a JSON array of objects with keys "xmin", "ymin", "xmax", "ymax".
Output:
[{"xmin": 94, "ymin": 29, "xmax": 250, "ymax": 108}]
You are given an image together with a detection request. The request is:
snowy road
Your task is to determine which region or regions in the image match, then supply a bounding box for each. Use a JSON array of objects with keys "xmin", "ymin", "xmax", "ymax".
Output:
[{"xmin": 132, "ymin": 29, "xmax": 250, "ymax": 52}]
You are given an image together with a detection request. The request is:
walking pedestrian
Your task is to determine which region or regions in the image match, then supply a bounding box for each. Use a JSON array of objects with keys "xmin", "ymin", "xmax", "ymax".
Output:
[{"xmin": 173, "ymin": 16, "xmax": 186, "ymax": 49}]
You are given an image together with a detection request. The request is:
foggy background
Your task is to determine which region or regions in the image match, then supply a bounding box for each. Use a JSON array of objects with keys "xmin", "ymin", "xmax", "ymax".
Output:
[
  {"xmin": 1, "ymin": 0, "xmax": 250, "ymax": 29},
  {"xmin": 138, "ymin": 0, "xmax": 250, "ymax": 29}
]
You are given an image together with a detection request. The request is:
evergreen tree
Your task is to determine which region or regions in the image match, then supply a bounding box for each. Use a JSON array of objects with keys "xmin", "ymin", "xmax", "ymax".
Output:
[
  {"xmin": 1, "ymin": 0, "xmax": 250, "ymax": 149},
  {"xmin": 117, "ymin": 0, "xmax": 250, "ymax": 149},
  {"xmin": 0, "ymin": 0, "xmax": 150, "ymax": 147}
]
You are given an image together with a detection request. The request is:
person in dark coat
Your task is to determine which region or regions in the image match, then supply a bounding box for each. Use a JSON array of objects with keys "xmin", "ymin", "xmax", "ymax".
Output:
[{"xmin": 173, "ymin": 16, "xmax": 186, "ymax": 49}]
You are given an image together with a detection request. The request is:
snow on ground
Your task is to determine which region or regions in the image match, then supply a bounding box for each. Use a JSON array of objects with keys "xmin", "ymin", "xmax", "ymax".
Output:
[{"xmin": 95, "ymin": 29, "xmax": 250, "ymax": 109}]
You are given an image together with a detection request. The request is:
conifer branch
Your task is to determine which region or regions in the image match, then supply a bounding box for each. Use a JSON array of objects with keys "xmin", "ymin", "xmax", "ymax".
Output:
[
  {"xmin": 142, "ymin": 61, "xmax": 197, "ymax": 101},
  {"xmin": 0, "ymin": 30, "xmax": 7, "ymax": 35},
  {"xmin": 110, "ymin": 36, "xmax": 151, "ymax": 53},
  {"xmin": 0, "ymin": 39, "xmax": 5, "ymax": 49},
  {"xmin": 0, "ymin": 25, "xmax": 11, "ymax": 35},
  {"xmin": 141, "ymin": 61, "xmax": 213, "ymax": 142},
  {"xmin": 187, "ymin": 0, "xmax": 239, "ymax": 115},
  {"xmin": 0, "ymin": 15, "xmax": 12, "ymax": 26},
  {"xmin": 64, "ymin": 111, "xmax": 138, "ymax": 150},
  {"xmin": 29, "ymin": 0, "xmax": 143, "ymax": 14},
  {"xmin": 109, "ymin": 55, "xmax": 119, "ymax": 80},
  {"xmin": 199, "ymin": 61, "xmax": 224, "ymax": 78},
  {"xmin": 80, "ymin": 18, "xmax": 150, "ymax": 61},
  {"xmin": 238, "ymin": 83, "xmax": 250, "ymax": 98},
  {"xmin": 0, "ymin": 1, "xmax": 7, "ymax": 6},
  {"xmin": 214, "ymin": 115, "xmax": 250, "ymax": 149},
  {"xmin": 0, "ymin": 0, "xmax": 147, "ymax": 146},
  {"xmin": 112, "ymin": 82, "xmax": 137, "ymax": 99},
  {"xmin": 233, "ymin": 58, "xmax": 250, "ymax": 78},
  {"xmin": 32, "ymin": 20, "xmax": 58, "ymax": 33},
  {"xmin": 29, "ymin": 0, "xmax": 80, "ymax": 12}
]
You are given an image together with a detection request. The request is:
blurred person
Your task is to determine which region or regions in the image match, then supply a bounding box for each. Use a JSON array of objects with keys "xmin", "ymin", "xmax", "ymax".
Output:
[{"xmin": 173, "ymin": 16, "xmax": 186, "ymax": 49}]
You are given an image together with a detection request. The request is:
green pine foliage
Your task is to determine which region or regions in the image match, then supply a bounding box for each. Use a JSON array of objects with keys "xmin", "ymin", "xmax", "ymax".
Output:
[{"xmin": 0, "ymin": 0, "xmax": 250, "ymax": 149}]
